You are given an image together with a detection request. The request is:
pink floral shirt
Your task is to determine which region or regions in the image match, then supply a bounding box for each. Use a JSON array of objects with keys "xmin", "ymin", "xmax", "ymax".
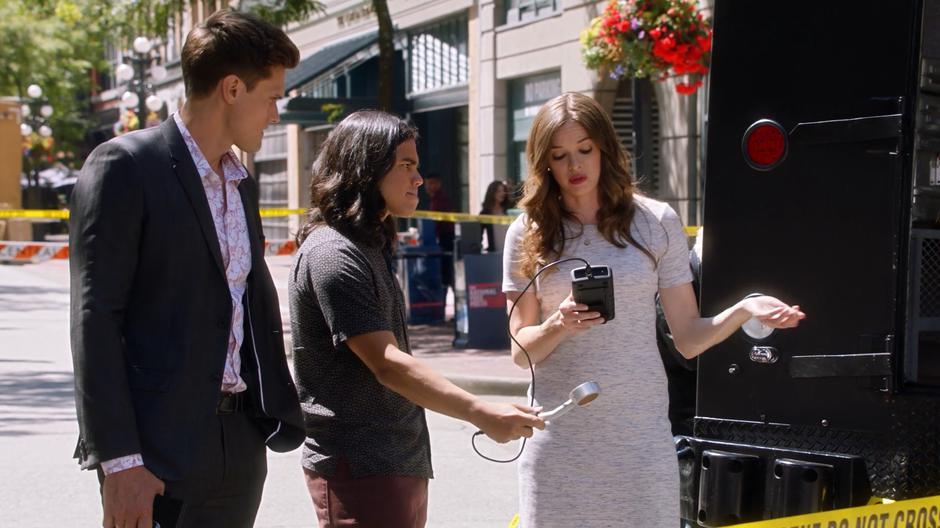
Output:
[{"xmin": 101, "ymin": 113, "xmax": 253, "ymax": 475}]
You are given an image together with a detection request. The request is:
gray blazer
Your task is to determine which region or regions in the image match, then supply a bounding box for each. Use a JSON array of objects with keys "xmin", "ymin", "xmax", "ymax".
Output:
[{"xmin": 69, "ymin": 118, "xmax": 303, "ymax": 481}]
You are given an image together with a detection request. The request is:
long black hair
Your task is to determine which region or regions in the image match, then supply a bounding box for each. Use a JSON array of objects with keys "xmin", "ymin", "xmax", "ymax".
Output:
[
  {"xmin": 480, "ymin": 180, "xmax": 513, "ymax": 215},
  {"xmin": 296, "ymin": 110, "xmax": 419, "ymax": 254}
]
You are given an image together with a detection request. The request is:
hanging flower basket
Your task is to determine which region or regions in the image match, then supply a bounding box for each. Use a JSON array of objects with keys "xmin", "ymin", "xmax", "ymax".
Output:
[{"xmin": 581, "ymin": 0, "xmax": 713, "ymax": 95}]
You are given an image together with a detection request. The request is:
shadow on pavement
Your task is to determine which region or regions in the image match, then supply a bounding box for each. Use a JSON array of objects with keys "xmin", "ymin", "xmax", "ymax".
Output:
[
  {"xmin": 0, "ymin": 284, "xmax": 69, "ymax": 313},
  {"xmin": 0, "ymin": 368, "xmax": 76, "ymax": 437},
  {"xmin": 408, "ymin": 323, "xmax": 509, "ymax": 358},
  {"xmin": 0, "ymin": 358, "xmax": 53, "ymax": 364}
]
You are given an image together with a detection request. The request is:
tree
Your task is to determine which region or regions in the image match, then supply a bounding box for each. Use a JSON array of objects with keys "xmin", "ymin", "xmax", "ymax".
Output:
[
  {"xmin": 239, "ymin": 0, "xmax": 325, "ymax": 28},
  {"xmin": 0, "ymin": 0, "xmax": 326, "ymax": 165},
  {"xmin": 372, "ymin": 0, "xmax": 395, "ymax": 111},
  {"xmin": 0, "ymin": 1, "xmax": 110, "ymax": 161},
  {"xmin": 102, "ymin": 1, "xmax": 326, "ymax": 44}
]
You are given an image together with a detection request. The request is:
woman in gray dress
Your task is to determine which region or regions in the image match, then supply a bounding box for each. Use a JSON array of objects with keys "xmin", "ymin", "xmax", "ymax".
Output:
[{"xmin": 502, "ymin": 92, "xmax": 805, "ymax": 527}]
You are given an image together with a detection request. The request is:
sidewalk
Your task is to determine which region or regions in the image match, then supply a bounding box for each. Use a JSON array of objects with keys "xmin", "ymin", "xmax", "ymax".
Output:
[
  {"xmin": 266, "ymin": 256, "xmax": 529, "ymax": 397},
  {"xmin": 0, "ymin": 258, "xmax": 526, "ymax": 527},
  {"xmin": 409, "ymin": 323, "xmax": 529, "ymax": 396}
]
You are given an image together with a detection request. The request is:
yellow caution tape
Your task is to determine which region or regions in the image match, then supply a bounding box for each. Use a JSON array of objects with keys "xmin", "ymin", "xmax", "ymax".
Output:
[
  {"xmin": 411, "ymin": 210, "xmax": 516, "ymax": 225},
  {"xmin": 0, "ymin": 208, "xmax": 701, "ymax": 236},
  {"xmin": 727, "ymin": 494, "xmax": 940, "ymax": 528},
  {"xmin": 0, "ymin": 209, "xmax": 70, "ymax": 219},
  {"xmin": 259, "ymin": 209, "xmax": 702, "ymax": 235},
  {"xmin": 258, "ymin": 208, "xmax": 306, "ymax": 218}
]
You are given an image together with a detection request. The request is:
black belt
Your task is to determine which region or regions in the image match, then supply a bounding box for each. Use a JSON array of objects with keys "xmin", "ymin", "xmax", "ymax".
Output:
[{"xmin": 216, "ymin": 391, "xmax": 248, "ymax": 415}]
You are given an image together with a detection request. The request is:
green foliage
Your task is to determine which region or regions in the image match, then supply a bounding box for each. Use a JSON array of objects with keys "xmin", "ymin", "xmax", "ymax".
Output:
[
  {"xmin": 102, "ymin": 1, "xmax": 324, "ymax": 44},
  {"xmin": 320, "ymin": 103, "xmax": 345, "ymax": 124},
  {"xmin": 0, "ymin": 0, "xmax": 112, "ymax": 159},
  {"xmin": 0, "ymin": 0, "xmax": 324, "ymax": 163},
  {"xmin": 240, "ymin": 0, "xmax": 325, "ymax": 28}
]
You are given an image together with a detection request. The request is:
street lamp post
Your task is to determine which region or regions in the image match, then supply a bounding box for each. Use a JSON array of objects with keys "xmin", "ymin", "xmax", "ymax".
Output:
[
  {"xmin": 19, "ymin": 83, "xmax": 54, "ymax": 207},
  {"xmin": 115, "ymin": 36, "xmax": 166, "ymax": 132}
]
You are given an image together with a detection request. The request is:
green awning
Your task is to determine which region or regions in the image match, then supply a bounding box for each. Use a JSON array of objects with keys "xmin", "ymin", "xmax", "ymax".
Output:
[
  {"xmin": 285, "ymin": 31, "xmax": 378, "ymax": 92},
  {"xmin": 278, "ymin": 96, "xmax": 379, "ymax": 127}
]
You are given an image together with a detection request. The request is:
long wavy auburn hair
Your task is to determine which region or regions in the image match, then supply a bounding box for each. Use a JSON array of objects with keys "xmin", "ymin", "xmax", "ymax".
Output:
[
  {"xmin": 518, "ymin": 92, "xmax": 655, "ymax": 278},
  {"xmin": 296, "ymin": 110, "xmax": 418, "ymax": 254}
]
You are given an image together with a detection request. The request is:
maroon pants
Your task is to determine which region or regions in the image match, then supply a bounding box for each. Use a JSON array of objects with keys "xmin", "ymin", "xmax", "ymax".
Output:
[{"xmin": 304, "ymin": 459, "xmax": 429, "ymax": 528}]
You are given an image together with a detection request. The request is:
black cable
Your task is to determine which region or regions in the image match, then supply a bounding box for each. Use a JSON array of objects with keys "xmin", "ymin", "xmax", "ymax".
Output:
[{"xmin": 472, "ymin": 257, "xmax": 591, "ymax": 463}]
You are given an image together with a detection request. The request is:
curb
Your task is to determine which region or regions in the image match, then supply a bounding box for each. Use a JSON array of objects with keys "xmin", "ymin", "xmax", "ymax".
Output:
[
  {"xmin": 285, "ymin": 333, "xmax": 527, "ymax": 397},
  {"xmin": 445, "ymin": 374, "xmax": 528, "ymax": 397}
]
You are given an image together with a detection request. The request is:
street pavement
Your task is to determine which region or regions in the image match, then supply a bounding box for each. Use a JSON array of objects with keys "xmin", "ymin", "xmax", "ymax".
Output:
[{"xmin": 0, "ymin": 257, "xmax": 531, "ymax": 527}]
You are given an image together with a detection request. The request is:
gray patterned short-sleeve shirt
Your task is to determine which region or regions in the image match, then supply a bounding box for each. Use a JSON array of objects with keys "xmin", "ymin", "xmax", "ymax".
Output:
[{"xmin": 289, "ymin": 225, "xmax": 432, "ymax": 479}]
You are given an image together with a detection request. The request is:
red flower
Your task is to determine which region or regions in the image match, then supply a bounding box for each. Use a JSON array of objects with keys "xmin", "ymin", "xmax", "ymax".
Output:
[
  {"xmin": 583, "ymin": 0, "xmax": 711, "ymax": 95},
  {"xmin": 675, "ymin": 83, "xmax": 696, "ymax": 95},
  {"xmin": 696, "ymin": 35, "xmax": 710, "ymax": 53}
]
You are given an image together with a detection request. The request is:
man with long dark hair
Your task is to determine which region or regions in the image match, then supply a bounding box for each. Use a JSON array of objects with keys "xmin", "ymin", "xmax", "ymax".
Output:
[
  {"xmin": 290, "ymin": 110, "xmax": 544, "ymax": 527},
  {"xmin": 70, "ymin": 10, "xmax": 304, "ymax": 527}
]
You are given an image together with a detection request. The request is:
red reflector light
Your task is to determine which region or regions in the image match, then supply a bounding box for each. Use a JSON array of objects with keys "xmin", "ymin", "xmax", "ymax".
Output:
[{"xmin": 742, "ymin": 119, "xmax": 788, "ymax": 171}]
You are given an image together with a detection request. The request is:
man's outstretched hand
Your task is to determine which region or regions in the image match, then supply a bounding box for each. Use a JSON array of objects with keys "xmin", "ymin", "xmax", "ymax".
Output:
[{"xmin": 471, "ymin": 401, "xmax": 546, "ymax": 443}]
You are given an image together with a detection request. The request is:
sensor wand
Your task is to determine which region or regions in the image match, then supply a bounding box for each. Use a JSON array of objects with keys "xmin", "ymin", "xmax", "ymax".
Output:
[{"xmin": 539, "ymin": 381, "xmax": 600, "ymax": 421}]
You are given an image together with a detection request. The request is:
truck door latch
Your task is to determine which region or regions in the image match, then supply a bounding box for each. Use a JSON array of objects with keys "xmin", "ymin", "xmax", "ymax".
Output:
[{"xmin": 749, "ymin": 346, "xmax": 779, "ymax": 364}]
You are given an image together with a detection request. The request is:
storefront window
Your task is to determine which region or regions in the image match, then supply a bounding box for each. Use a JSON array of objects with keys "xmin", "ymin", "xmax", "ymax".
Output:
[
  {"xmin": 508, "ymin": 71, "xmax": 561, "ymax": 183},
  {"xmin": 503, "ymin": 0, "xmax": 558, "ymax": 26},
  {"xmin": 457, "ymin": 106, "xmax": 469, "ymax": 212},
  {"xmin": 407, "ymin": 15, "xmax": 469, "ymax": 96},
  {"xmin": 255, "ymin": 125, "xmax": 289, "ymax": 240}
]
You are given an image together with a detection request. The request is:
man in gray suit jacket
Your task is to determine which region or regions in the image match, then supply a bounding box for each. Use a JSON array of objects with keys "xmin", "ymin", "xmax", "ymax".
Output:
[{"xmin": 70, "ymin": 10, "xmax": 303, "ymax": 527}]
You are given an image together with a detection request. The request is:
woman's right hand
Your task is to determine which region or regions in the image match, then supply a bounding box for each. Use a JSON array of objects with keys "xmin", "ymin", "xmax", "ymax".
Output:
[
  {"xmin": 556, "ymin": 292, "xmax": 605, "ymax": 335},
  {"xmin": 740, "ymin": 295, "xmax": 805, "ymax": 329}
]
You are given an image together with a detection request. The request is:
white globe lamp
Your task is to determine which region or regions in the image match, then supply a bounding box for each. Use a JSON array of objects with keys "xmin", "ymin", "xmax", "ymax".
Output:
[
  {"xmin": 145, "ymin": 94, "xmax": 164, "ymax": 112},
  {"xmin": 133, "ymin": 36, "xmax": 152, "ymax": 54},
  {"xmin": 115, "ymin": 63, "xmax": 134, "ymax": 83},
  {"xmin": 121, "ymin": 90, "xmax": 140, "ymax": 109}
]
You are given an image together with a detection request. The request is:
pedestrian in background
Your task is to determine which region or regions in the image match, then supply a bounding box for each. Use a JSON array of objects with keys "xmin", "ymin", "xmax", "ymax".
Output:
[
  {"xmin": 69, "ymin": 10, "xmax": 304, "ymax": 527},
  {"xmin": 424, "ymin": 173, "xmax": 456, "ymax": 293},
  {"xmin": 290, "ymin": 110, "xmax": 544, "ymax": 528},
  {"xmin": 502, "ymin": 92, "xmax": 805, "ymax": 527},
  {"xmin": 479, "ymin": 179, "xmax": 513, "ymax": 252}
]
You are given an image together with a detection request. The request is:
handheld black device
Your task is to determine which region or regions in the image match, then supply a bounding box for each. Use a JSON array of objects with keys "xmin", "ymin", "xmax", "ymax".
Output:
[{"xmin": 571, "ymin": 265, "xmax": 615, "ymax": 322}]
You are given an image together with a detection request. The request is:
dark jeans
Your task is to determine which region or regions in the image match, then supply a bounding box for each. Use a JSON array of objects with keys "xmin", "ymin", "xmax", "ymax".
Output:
[
  {"xmin": 304, "ymin": 458, "xmax": 429, "ymax": 528},
  {"xmin": 98, "ymin": 400, "xmax": 268, "ymax": 528}
]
